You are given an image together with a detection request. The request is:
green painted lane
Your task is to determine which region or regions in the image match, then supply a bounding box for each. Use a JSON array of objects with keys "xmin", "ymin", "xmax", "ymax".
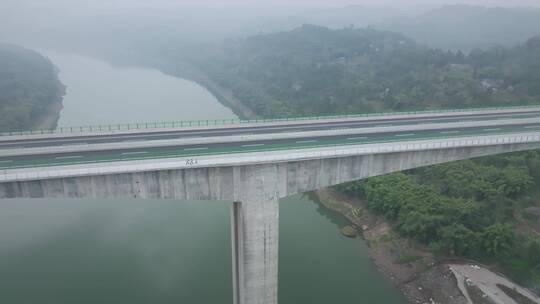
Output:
[{"xmin": 1, "ymin": 124, "xmax": 540, "ymax": 171}]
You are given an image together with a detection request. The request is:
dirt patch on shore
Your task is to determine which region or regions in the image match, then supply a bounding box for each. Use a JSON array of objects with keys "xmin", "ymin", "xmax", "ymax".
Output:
[{"xmin": 450, "ymin": 264, "xmax": 540, "ymax": 304}]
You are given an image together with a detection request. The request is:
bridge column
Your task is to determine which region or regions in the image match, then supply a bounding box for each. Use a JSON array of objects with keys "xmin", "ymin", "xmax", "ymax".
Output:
[{"xmin": 231, "ymin": 199, "xmax": 279, "ymax": 304}]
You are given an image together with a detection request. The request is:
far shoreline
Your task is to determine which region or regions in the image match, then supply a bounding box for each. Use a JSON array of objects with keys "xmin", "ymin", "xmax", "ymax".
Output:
[
  {"xmin": 34, "ymin": 65, "xmax": 65, "ymax": 131},
  {"xmin": 144, "ymin": 60, "xmax": 258, "ymax": 120}
]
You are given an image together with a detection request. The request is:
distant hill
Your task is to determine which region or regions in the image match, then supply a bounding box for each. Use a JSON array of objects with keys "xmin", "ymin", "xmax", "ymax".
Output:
[
  {"xmin": 380, "ymin": 5, "xmax": 540, "ymax": 51},
  {"xmin": 0, "ymin": 43, "xmax": 63, "ymax": 131},
  {"xmin": 194, "ymin": 25, "xmax": 540, "ymax": 117}
]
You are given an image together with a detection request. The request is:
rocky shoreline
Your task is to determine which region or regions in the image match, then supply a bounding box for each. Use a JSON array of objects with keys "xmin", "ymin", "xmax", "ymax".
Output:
[{"xmin": 314, "ymin": 188, "xmax": 540, "ymax": 304}]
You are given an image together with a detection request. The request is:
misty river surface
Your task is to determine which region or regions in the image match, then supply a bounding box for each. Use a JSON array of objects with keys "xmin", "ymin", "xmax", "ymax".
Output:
[{"xmin": 0, "ymin": 52, "xmax": 405, "ymax": 304}]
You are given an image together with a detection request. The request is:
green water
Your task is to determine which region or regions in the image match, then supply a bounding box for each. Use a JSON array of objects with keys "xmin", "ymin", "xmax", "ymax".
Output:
[
  {"xmin": 0, "ymin": 197, "xmax": 405, "ymax": 304},
  {"xmin": 0, "ymin": 52, "xmax": 406, "ymax": 304},
  {"xmin": 279, "ymin": 196, "xmax": 405, "ymax": 304},
  {"xmin": 0, "ymin": 200, "xmax": 232, "ymax": 303}
]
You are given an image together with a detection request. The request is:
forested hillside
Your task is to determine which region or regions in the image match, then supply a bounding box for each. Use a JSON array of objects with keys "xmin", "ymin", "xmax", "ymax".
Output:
[
  {"xmin": 0, "ymin": 43, "xmax": 63, "ymax": 131},
  {"xmin": 338, "ymin": 154, "xmax": 540, "ymax": 287},
  {"xmin": 196, "ymin": 25, "xmax": 540, "ymax": 118},
  {"xmin": 194, "ymin": 26, "xmax": 540, "ymax": 289}
]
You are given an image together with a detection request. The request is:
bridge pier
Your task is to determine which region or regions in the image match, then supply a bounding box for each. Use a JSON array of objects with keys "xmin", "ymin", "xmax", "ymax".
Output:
[{"xmin": 231, "ymin": 199, "xmax": 279, "ymax": 304}]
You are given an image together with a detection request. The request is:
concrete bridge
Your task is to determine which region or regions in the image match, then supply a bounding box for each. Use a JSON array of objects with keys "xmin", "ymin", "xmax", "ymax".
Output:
[{"xmin": 2, "ymin": 106, "xmax": 540, "ymax": 304}]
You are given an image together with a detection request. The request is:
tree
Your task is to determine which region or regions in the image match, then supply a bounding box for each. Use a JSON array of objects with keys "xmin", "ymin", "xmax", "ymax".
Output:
[
  {"xmin": 481, "ymin": 223, "xmax": 515, "ymax": 258},
  {"xmin": 438, "ymin": 224, "xmax": 480, "ymax": 256},
  {"xmin": 494, "ymin": 166, "xmax": 534, "ymax": 197}
]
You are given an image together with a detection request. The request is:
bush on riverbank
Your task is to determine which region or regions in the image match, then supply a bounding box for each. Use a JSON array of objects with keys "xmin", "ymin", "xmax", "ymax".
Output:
[{"xmin": 340, "ymin": 225, "xmax": 358, "ymax": 238}]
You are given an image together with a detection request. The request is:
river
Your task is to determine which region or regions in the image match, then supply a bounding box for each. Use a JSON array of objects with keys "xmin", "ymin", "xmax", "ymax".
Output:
[{"xmin": 0, "ymin": 51, "xmax": 406, "ymax": 304}]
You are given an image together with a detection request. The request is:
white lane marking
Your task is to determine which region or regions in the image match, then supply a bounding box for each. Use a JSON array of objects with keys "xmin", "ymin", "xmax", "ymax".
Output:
[
  {"xmin": 483, "ymin": 128, "xmax": 501, "ymax": 131},
  {"xmin": 55, "ymin": 155, "xmax": 83, "ymax": 159},
  {"xmin": 332, "ymin": 127, "xmax": 350, "ymax": 130},
  {"xmin": 347, "ymin": 136, "xmax": 367, "ymax": 140},
  {"xmin": 0, "ymin": 160, "xmax": 13, "ymax": 163},
  {"xmin": 375, "ymin": 124, "xmax": 392, "ymax": 127},
  {"xmin": 123, "ymin": 139, "xmax": 146, "ymax": 143},
  {"xmin": 62, "ymin": 142, "xmax": 87, "ymax": 146},
  {"xmin": 395, "ymin": 133, "xmax": 415, "ymax": 137},
  {"xmin": 242, "ymin": 143, "xmax": 265, "ymax": 147},
  {"xmin": 121, "ymin": 151, "xmax": 148, "ymax": 155},
  {"xmin": 296, "ymin": 140, "xmax": 318, "ymax": 144},
  {"xmin": 441, "ymin": 130, "xmax": 460, "ymax": 134},
  {"xmin": 179, "ymin": 136, "xmax": 202, "ymax": 139},
  {"xmin": 525, "ymin": 125, "xmax": 540, "ymax": 129},
  {"xmin": 184, "ymin": 147, "xmax": 208, "ymax": 151}
]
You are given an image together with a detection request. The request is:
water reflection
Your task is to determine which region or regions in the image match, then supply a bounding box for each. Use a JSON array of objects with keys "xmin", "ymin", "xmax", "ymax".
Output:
[{"xmin": 0, "ymin": 200, "xmax": 232, "ymax": 304}]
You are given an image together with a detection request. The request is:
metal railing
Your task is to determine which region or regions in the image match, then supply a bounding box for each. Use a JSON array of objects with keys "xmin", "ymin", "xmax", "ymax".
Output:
[{"xmin": 1, "ymin": 104, "xmax": 539, "ymax": 137}]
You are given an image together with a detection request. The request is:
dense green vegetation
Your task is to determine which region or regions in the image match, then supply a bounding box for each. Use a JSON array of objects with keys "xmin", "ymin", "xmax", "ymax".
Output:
[
  {"xmin": 195, "ymin": 25, "xmax": 540, "ymax": 118},
  {"xmin": 0, "ymin": 43, "xmax": 63, "ymax": 131},
  {"xmin": 337, "ymin": 155, "xmax": 540, "ymax": 285}
]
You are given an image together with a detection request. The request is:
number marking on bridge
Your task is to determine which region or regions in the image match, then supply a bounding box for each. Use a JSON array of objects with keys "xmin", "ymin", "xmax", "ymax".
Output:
[{"xmin": 185, "ymin": 158, "xmax": 198, "ymax": 165}]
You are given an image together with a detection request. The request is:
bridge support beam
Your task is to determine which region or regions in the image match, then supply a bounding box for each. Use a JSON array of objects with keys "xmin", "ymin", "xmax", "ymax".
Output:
[{"xmin": 231, "ymin": 199, "xmax": 279, "ymax": 304}]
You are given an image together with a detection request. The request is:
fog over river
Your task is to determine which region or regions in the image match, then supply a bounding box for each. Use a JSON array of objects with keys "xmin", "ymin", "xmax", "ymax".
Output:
[{"xmin": 0, "ymin": 51, "xmax": 405, "ymax": 304}]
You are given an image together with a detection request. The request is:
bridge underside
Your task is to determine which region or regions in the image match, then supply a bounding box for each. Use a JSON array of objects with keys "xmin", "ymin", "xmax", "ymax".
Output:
[{"xmin": 2, "ymin": 142, "xmax": 540, "ymax": 304}]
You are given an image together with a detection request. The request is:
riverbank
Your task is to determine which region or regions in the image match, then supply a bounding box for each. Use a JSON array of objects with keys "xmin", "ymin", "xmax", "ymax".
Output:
[
  {"xmin": 314, "ymin": 188, "xmax": 540, "ymax": 304},
  {"xmin": 182, "ymin": 66, "xmax": 257, "ymax": 120},
  {"xmin": 149, "ymin": 61, "xmax": 257, "ymax": 120}
]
